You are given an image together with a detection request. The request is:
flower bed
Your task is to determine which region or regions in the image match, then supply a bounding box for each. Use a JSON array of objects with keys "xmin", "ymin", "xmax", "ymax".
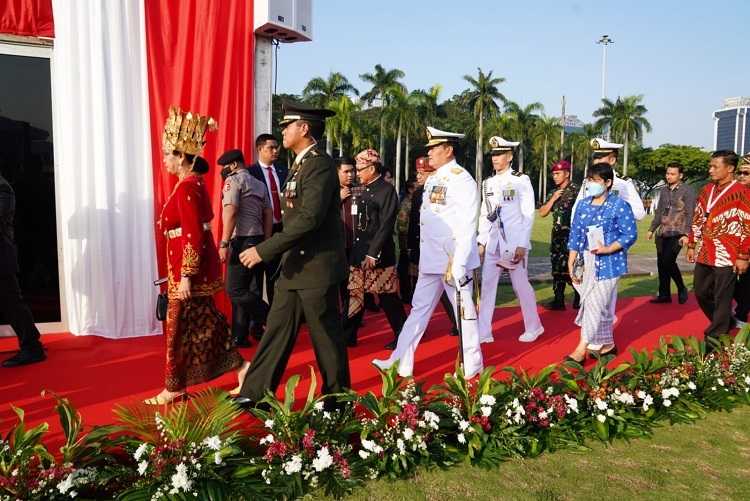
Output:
[{"xmin": 1, "ymin": 331, "xmax": 749, "ymax": 500}]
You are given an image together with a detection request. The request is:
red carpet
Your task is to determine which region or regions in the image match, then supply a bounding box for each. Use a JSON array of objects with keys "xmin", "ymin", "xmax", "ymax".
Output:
[{"xmin": 1, "ymin": 296, "xmax": 708, "ymax": 449}]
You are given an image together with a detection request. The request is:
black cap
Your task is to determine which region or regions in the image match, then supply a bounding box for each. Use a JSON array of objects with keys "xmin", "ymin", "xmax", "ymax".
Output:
[
  {"xmin": 217, "ymin": 149, "xmax": 245, "ymax": 165},
  {"xmin": 279, "ymin": 99, "xmax": 335, "ymax": 128}
]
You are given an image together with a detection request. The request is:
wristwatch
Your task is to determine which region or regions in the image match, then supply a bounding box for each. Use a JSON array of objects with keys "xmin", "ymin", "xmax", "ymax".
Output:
[{"xmin": 219, "ymin": 240, "xmax": 230, "ymax": 248}]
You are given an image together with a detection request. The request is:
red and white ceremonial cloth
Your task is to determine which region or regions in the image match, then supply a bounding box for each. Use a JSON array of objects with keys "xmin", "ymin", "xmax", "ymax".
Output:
[{"xmin": 0, "ymin": 1, "xmax": 255, "ymax": 338}]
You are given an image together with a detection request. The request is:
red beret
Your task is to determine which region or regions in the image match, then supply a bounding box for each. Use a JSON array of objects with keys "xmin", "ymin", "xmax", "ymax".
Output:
[
  {"xmin": 415, "ymin": 156, "xmax": 433, "ymax": 173},
  {"xmin": 551, "ymin": 160, "xmax": 571, "ymax": 172}
]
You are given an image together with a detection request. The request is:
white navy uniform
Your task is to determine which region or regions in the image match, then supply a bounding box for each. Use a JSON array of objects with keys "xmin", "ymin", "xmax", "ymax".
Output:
[
  {"xmin": 573, "ymin": 173, "xmax": 645, "ymax": 221},
  {"xmin": 477, "ymin": 168, "xmax": 543, "ymax": 343},
  {"xmin": 373, "ymin": 158, "xmax": 483, "ymax": 377}
]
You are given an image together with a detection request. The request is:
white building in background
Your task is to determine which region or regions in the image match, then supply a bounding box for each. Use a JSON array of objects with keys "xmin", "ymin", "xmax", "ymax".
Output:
[{"xmin": 713, "ymin": 97, "xmax": 750, "ymax": 155}]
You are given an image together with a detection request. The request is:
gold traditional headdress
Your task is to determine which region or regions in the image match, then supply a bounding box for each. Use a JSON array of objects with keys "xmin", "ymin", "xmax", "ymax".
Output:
[{"xmin": 162, "ymin": 106, "xmax": 218, "ymax": 155}]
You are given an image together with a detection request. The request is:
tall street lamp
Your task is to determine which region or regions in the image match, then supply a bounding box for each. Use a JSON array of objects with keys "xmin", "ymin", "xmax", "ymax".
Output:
[{"xmin": 597, "ymin": 35, "xmax": 614, "ymax": 100}]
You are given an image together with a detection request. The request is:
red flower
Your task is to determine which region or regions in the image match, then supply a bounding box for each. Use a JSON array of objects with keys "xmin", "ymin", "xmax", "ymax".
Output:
[
  {"xmin": 264, "ymin": 440, "xmax": 289, "ymax": 461},
  {"xmin": 549, "ymin": 372, "xmax": 561, "ymax": 384},
  {"xmin": 302, "ymin": 429, "xmax": 316, "ymax": 453}
]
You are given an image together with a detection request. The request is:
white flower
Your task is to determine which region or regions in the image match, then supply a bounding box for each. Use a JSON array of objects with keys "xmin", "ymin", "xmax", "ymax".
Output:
[
  {"xmin": 457, "ymin": 433, "xmax": 466, "ymax": 444},
  {"xmin": 663, "ymin": 399, "xmax": 672, "ymax": 408},
  {"xmin": 479, "ymin": 394, "xmax": 496, "ymax": 407},
  {"xmin": 133, "ymin": 443, "xmax": 149, "ymax": 461},
  {"xmin": 260, "ymin": 434, "xmax": 275, "ymax": 445},
  {"xmin": 458, "ymin": 420, "xmax": 470, "ymax": 431},
  {"xmin": 403, "ymin": 428, "xmax": 414, "ymax": 441},
  {"xmin": 596, "ymin": 414, "xmax": 606, "ymax": 423},
  {"xmin": 396, "ymin": 439, "xmax": 405, "ymax": 454},
  {"xmin": 718, "ymin": 378, "xmax": 725, "ymax": 387},
  {"xmin": 57, "ymin": 473, "xmax": 75, "ymax": 494},
  {"xmin": 538, "ymin": 410, "xmax": 548, "ymax": 420},
  {"xmin": 214, "ymin": 451, "xmax": 222, "ymax": 465},
  {"xmin": 314, "ymin": 401, "xmax": 325, "ymax": 411},
  {"xmin": 563, "ymin": 395, "xmax": 579, "ymax": 414},
  {"xmin": 744, "ymin": 375, "xmax": 750, "ymax": 385},
  {"xmin": 711, "ymin": 386, "xmax": 717, "ymax": 391},
  {"xmin": 614, "ymin": 391, "xmax": 635, "ymax": 406},
  {"xmin": 358, "ymin": 450, "xmax": 370, "ymax": 460},
  {"xmin": 323, "ymin": 411, "xmax": 332, "ymax": 420},
  {"xmin": 283, "ymin": 455, "xmax": 303, "ymax": 474},
  {"xmin": 70, "ymin": 491, "xmax": 78, "ymax": 498},
  {"xmin": 661, "ymin": 388, "xmax": 680, "ymax": 400},
  {"xmin": 636, "ymin": 390, "xmax": 646, "ymax": 400},
  {"xmin": 137, "ymin": 461, "xmax": 149, "ymax": 476},
  {"xmin": 481, "ymin": 406, "xmax": 492, "ymax": 417},
  {"xmin": 312, "ymin": 447, "xmax": 333, "ymax": 472},
  {"xmin": 170, "ymin": 463, "xmax": 193, "ymax": 494},
  {"xmin": 606, "ymin": 409, "xmax": 614, "ymax": 417},
  {"xmin": 202, "ymin": 435, "xmax": 221, "ymax": 451},
  {"xmin": 687, "ymin": 381, "xmax": 697, "ymax": 390},
  {"xmin": 595, "ymin": 398, "xmax": 608, "ymax": 411},
  {"xmin": 264, "ymin": 419, "xmax": 275, "ymax": 429},
  {"xmin": 422, "ymin": 410, "xmax": 440, "ymax": 430}
]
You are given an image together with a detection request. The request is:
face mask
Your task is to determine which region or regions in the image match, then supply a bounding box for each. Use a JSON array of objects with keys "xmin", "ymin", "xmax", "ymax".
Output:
[{"xmin": 585, "ymin": 181, "xmax": 606, "ymax": 198}]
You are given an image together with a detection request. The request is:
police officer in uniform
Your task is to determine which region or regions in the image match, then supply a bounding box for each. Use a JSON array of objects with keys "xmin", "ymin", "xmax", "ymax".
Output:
[
  {"xmin": 235, "ymin": 102, "xmax": 349, "ymax": 406},
  {"xmin": 477, "ymin": 136, "xmax": 544, "ymax": 343},
  {"xmin": 538, "ymin": 159, "xmax": 580, "ymax": 310},
  {"xmin": 0, "ymin": 173, "xmax": 45, "ymax": 367},
  {"xmin": 218, "ymin": 149, "xmax": 273, "ymax": 347},
  {"xmin": 373, "ymin": 127, "xmax": 483, "ymax": 378}
]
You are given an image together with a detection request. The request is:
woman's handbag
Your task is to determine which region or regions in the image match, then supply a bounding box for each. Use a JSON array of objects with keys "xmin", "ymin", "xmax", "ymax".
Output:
[
  {"xmin": 154, "ymin": 278, "xmax": 168, "ymax": 321},
  {"xmin": 571, "ymin": 253, "xmax": 585, "ymax": 283}
]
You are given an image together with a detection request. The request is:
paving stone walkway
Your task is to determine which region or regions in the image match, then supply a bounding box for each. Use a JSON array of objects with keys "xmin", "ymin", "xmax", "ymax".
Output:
[{"xmin": 521, "ymin": 254, "xmax": 694, "ymax": 283}]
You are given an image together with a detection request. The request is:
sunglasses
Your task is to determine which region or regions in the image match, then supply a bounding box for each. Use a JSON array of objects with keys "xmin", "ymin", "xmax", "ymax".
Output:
[{"xmin": 737, "ymin": 170, "xmax": 750, "ymax": 177}]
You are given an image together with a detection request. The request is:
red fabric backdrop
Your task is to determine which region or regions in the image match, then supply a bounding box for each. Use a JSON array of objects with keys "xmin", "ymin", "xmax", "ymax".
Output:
[
  {"xmin": 144, "ymin": 0, "xmax": 254, "ymax": 310},
  {"xmin": 0, "ymin": 0, "xmax": 54, "ymax": 37}
]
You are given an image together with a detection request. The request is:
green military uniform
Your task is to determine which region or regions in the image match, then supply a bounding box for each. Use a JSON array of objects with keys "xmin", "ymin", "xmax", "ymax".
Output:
[
  {"xmin": 238, "ymin": 104, "xmax": 349, "ymax": 401},
  {"xmin": 547, "ymin": 181, "xmax": 579, "ymax": 306}
]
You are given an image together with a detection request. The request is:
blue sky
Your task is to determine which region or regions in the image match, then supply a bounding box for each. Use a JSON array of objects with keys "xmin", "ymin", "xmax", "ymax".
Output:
[{"xmin": 275, "ymin": 0, "xmax": 749, "ymax": 149}]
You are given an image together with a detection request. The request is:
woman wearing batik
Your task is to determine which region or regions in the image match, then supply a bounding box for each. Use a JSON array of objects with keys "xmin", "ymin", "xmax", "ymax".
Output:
[
  {"xmin": 148, "ymin": 106, "xmax": 248, "ymax": 404},
  {"xmin": 565, "ymin": 162, "xmax": 638, "ymax": 363}
]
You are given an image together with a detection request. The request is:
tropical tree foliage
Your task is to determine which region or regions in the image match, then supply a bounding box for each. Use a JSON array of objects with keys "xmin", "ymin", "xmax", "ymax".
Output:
[
  {"xmin": 463, "ymin": 68, "xmax": 506, "ymax": 186},
  {"xmin": 593, "ymin": 95, "xmax": 652, "ymax": 176}
]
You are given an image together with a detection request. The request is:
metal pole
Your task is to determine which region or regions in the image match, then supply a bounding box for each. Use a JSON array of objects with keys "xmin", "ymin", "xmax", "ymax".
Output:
[{"xmin": 560, "ymin": 95, "xmax": 566, "ymax": 158}]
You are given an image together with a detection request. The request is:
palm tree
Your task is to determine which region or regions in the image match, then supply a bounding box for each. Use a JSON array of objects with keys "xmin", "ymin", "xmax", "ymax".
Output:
[
  {"xmin": 403, "ymin": 85, "xmax": 441, "ymax": 180},
  {"xmin": 574, "ymin": 123, "xmax": 601, "ymax": 178},
  {"xmin": 463, "ymin": 68, "xmax": 506, "ymax": 185},
  {"xmin": 592, "ymin": 96, "xmax": 651, "ymax": 176},
  {"xmin": 533, "ymin": 115, "xmax": 562, "ymax": 200},
  {"xmin": 326, "ymin": 95, "xmax": 360, "ymax": 157},
  {"xmin": 360, "ymin": 64, "xmax": 406, "ymax": 159},
  {"xmin": 503, "ymin": 101, "xmax": 543, "ymax": 174},
  {"xmin": 302, "ymin": 72, "xmax": 359, "ymax": 155}
]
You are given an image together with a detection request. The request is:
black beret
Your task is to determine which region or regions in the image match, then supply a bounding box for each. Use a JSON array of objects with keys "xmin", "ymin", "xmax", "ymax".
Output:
[{"xmin": 217, "ymin": 149, "xmax": 245, "ymax": 165}]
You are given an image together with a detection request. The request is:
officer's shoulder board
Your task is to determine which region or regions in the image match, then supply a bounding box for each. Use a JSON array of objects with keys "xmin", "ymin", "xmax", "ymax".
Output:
[
  {"xmin": 450, "ymin": 167, "xmax": 463, "ymax": 175},
  {"xmin": 621, "ymin": 175, "xmax": 631, "ymax": 181},
  {"xmin": 511, "ymin": 170, "xmax": 522, "ymax": 177}
]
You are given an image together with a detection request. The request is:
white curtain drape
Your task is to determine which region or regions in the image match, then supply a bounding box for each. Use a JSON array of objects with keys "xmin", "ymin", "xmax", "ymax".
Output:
[{"xmin": 51, "ymin": 0, "xmax": 160, "ymax": 338}]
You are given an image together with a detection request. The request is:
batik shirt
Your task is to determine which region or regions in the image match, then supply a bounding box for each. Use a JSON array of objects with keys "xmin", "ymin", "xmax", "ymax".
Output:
[{"xmin": 568, "ymin": 193, "xmax": 638, "ymax": 280}]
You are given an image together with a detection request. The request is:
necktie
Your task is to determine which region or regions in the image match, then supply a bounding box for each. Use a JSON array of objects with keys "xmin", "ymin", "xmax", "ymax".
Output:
[{"xmin": 266, "ymin": 166, "xmax": 282, "ymax": 221}]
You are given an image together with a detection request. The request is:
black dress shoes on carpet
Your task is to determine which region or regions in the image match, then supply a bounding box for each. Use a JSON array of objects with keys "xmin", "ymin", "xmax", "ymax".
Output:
[
  {"xmin": 2, "ymin": 349, "xmax": 46, "ymax": 368},
  {"xmin": 649, "ymin": 296, "xmax": 672, "ymax": 304},
  {"xmin": 678, "ymin": 288, "xmax": 689, "ymax": 305}
]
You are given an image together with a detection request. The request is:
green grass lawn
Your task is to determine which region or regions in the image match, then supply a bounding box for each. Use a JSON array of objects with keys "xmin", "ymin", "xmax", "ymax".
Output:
[
  {"xmin": 530, "ymin": 213, "xmax": 655, "ymax": 257},
  {"xmin": 339, "ymin": 405, "xmax": 750, "ymax": 500},
  {"xmin": 495, "ymin": 274, "xmax": 693, "ymax": 307}
]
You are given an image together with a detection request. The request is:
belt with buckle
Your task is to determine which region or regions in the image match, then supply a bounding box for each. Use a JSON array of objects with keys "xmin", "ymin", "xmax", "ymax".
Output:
[{"xmin": 166, "ymin": 222, "xmax": 211, "ymax": 239}]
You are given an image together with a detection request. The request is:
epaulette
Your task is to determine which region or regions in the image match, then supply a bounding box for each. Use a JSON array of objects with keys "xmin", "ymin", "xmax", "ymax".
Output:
[
  {"xmin": 450, "ymin": 167, "xmax": 463, "ymax": 175},
  {"xmin": 621, "ymin": 175, "xmax": 631, "ymax": 181},
  {"xmin": 511, "ymin": 170, "xmax": 522, "ymax": 177}
]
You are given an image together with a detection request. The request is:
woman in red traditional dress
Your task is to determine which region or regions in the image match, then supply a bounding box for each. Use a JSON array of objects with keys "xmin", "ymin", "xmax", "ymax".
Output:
[{"xmin": 146, "ymin": 106, "xmax": 249, "ymax": 405}]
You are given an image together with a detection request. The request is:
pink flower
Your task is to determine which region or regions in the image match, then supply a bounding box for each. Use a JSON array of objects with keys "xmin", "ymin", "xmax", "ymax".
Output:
[{"xmin": 302, "ymin": 429, "xmax": 316, "ymax": 453}]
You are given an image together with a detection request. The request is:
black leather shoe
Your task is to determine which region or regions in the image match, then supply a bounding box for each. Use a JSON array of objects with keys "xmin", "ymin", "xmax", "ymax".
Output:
[
  {"xmin": 649, "ymin": 296, "xmax": 672, "ymax": 304},
  {"xmin": 678, "ymin": 288, "xmax": 689, "ymax": 304},
  {"xmin": 232, "ymin": 336, "xmax": 252, "ymax": 348},
  {"xmin": 544, "ymin": 301, "xmax": 566, "ymax": 311},
  {"xmin": 2, "ymin": 350, "xmax": 46, "ymax": 368},
  {"xmin": 230, "ymin": 396, "xmax": 271, "ymax": 412},
  {"xmin": 448, "ymin": 327, "xmax": 459, "ymax": 337},
  {"xmin": 249, "ymin": 324, "xmax": 265, "ymax": 342},
  {"xmin": 572, "ymin": 294, "xmax": 581, "ymax": 310},
  {"xmin": 384, "ymin": 339, "xmax": 397, "ymax": 350}
]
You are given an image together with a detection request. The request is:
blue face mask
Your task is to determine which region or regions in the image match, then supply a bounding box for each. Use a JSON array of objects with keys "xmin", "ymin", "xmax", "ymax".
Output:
[{"xmin": 585, "ymin": 181, "xmax": 606, "ymax": 198}]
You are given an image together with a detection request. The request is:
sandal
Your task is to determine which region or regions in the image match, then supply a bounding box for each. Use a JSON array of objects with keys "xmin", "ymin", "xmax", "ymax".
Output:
[
  {"xmin": 564, "ymin": 353, "xmax": 587, "ymax": 364},
  {"xmin": 144, "ymin": 391, "xmax": 188, "ymax": 405}
]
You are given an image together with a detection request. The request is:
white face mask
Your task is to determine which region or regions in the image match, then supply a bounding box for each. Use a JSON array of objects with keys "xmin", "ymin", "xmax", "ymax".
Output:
[{"xmin": 585, "ymin": 181, "xmax": 606, "ymax": 198}]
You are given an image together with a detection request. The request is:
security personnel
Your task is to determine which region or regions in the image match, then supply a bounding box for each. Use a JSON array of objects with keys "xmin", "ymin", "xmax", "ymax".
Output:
[
  {"xmin": 218, "ymin": 149, "xmax": 273, "ymax": 347},
  {"xmin": 235, "ymin": 102, "xmax": 350, "ymax": 406},
  {"xmin": 573, "ymin": 138, "xmax": 646, "ymax": 220},
  {"xmin": 0, "ymin": 173, "xmax": 45, "ymax": 367},
  {"xmin": 344, "ymin": 149, "xmax": 406, "ymax": 348},
  {"xmin": 538, "ymin": 159, "xmax": 580, "ymax": 310},
  {"xmin": 477, "ymin": 136, "xmax": 544, "ymax": 343},
  {"xmin": 373, "ymin": 126, "xmax": 483, "ymax": 378}
]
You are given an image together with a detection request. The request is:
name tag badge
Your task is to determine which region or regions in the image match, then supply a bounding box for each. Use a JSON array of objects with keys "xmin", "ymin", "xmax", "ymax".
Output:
[{"xmin": 351, "ymin": 203, "xmax": 358, "ymax": 215}]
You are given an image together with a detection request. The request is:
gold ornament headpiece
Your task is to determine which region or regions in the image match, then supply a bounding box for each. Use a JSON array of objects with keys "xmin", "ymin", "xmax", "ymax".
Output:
[{"xmin": 162, "ymin": 106, "xmax": 218, "ymax": 155}]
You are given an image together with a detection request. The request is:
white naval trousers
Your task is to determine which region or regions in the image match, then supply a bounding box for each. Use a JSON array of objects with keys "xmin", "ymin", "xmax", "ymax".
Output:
[
  {"xmin": 478, "ymin": 251, "xmax": 543, "ymax": 343},
  {"xmin": 373, "ymin": 272, "xmax": 483, "ymax": 378}
]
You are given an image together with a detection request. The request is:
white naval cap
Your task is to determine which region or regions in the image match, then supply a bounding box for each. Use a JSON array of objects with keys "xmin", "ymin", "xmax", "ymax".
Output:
[
  {"xmin": 488, "ymin": 136, "xmax": 520, "ymax": 153},
  {"xmin": 590, "ymin": 138, "xmax": 623, "ymax": 156},
  {"xmin": 425, "ymin": 126, "xmax": 465, "ymax": 148}
]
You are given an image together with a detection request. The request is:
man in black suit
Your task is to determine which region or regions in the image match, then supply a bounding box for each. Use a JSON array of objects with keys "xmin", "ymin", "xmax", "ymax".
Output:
[
  {"xmin": 0, "ymin": 173, "xmax": 45, "ymax": 367},
  {"xmin": 247, "ymin": 134, "xmax": 288, "ymax": 306}
]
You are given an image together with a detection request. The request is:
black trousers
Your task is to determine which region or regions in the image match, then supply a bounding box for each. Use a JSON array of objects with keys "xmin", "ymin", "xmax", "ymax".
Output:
[
  {"xmin": 694, "ymin": 263, "xmax": 737, "ymax": 339},
  {"xmin": 655, "ymin": 235, "xmax": 686, "ymax": 297},
  {"xmin": 238, "ymin": 284, "xmax": 350, "ymax": 401},
  {"xmin": 226, "ymin": 235, "xmax": 267, "ymax": 342},
  {"xmin": 735, "ymin": 272, "xmax": 750, "ymax": 323},
  {"xmin": 397, "ymin": 251, "xmax": 413, "ymax": 303},
  {"xmin": 0, "ymin": 273, "xmax": 42, "ymax": 353},
  {"xmin": 263, "ymin": 223, "xmax": 283, "ymax": 306},
  {"xmin": 345, "ymin": 292, "xmax": 406, "ymax": 344}
]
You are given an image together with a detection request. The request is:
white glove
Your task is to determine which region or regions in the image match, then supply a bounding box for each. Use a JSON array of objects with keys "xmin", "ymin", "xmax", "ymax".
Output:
[{"xmin": 451, "ymin": 263, "xmax": 467, "ymax": 285}]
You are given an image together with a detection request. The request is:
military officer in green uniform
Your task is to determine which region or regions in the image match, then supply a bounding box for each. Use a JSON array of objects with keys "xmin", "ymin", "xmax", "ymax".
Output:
[
  {"xmin": 538, "ymin": 159, "xmax": 580, "ymax": 310},
  {"xmin": 235, "ymin": 102, "xmax": 350, "ymax": 405}
]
